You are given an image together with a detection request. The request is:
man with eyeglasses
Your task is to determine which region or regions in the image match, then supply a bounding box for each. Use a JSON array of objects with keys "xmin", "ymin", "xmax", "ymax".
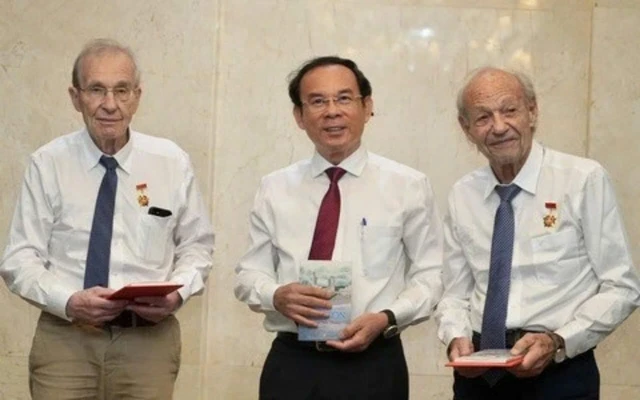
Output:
[
  {"xmin": 235, "ymin": 56, "xmax": 443, "ymax": 399},
  {"xmin": 435, "ymin": 67, "xmax": 640, "ymax": 399},
  {"xmin": 0, "ymin": 38, "xmax": 214, "ymax": 399}
]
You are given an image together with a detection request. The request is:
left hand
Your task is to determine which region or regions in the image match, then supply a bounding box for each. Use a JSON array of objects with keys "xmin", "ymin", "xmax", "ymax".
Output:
[
  {"xmin": 507, "ymin": 332, "xmax": 556, "ymax": 377},
  {"xmin": 125, "ymin": 291, "xmax": 183, "ymax": 323},
  {"xmin": 325, "ymin": 312, "xmax": 388, "ymax": 352}
]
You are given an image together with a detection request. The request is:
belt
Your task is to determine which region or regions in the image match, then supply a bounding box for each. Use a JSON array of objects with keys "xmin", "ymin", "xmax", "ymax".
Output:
[
  {"xmin": 276, "ymin": 331, "xmax": 396, "ymax": 352},
  {"xmin": 105, "ymin": 310, "xmax": 155, "ymax": 328},
  {"xmin": 472, "ymin": 329, "xmax": 542, "ymax": 349}
]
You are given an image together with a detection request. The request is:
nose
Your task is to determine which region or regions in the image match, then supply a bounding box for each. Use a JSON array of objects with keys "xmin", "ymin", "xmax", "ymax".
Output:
[
  {"xmin": 324, "ymin": 98, "xmax": 342, "ymax": 116},
  {"xmin": 100, "ymin": 91, "xmax": 118, "ymax": 111},
  {"xmin": 492, "ymin": 114, "xmax": 509, "ymax": 134}
]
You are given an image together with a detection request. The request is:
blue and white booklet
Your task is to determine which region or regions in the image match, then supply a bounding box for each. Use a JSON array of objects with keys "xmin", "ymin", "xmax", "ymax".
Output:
[{"xmin": 297, "ymin": 260, "xmax": 352, "ymax": 341}]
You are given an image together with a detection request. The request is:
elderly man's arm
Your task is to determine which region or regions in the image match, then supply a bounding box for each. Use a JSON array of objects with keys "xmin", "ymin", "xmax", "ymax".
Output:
[
  {"xmin": 1, "ymin": 156, "xmax": 83, "ymax": 319},
  {"xmin": 553, "ymin": 166, "xmax": 640, "ymax": 358},
  {"xmin": 434, "ymin": 193, "xmax": 476, "ymax": 359}
]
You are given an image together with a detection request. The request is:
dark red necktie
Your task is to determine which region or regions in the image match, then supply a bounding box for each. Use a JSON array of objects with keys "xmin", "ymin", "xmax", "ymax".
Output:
[{"xmin": 308, "ymin": 167, "xmax": 347, "ymax": 260}]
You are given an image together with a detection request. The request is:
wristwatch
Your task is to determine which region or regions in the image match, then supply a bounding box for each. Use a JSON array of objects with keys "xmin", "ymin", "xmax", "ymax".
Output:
[
  {"xmin": 380, "ymin": 309, "xmax": 399, "ymax": 339},
  {"xmin": 545, "ymin": 332, "xmax": 566, "ymax": 363}
]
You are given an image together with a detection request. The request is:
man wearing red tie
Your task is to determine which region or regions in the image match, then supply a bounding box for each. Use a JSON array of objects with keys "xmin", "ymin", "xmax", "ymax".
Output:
[{"xmin": 234, "ymin": 56, "xmax": 443, "ymax": 400}]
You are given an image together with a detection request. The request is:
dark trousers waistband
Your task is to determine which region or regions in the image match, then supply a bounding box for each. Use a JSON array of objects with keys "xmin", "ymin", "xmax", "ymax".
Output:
[
  {"xmin": 276, "ymin": 331, "xmax": 398, "ymax": 352},
  {"xmin": 106, "ymin": 310, "xmax": 155, "ymax": 328},
  {"xmin": 472, "ymin": 329, "xmax": 541, "ymax": 349}
]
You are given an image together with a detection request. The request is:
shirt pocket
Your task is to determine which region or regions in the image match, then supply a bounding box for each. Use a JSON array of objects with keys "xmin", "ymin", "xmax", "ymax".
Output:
[
  {"xmin": 136, "ymin": 213, "xmax": 175, "ymax": 264},
  {"xmin": 531, "ymin": 229, "xmax": 581, "ymax": 284},
  {"xmin": 361, "ymin": 225, "xmax": 402, "ymax": 279}
]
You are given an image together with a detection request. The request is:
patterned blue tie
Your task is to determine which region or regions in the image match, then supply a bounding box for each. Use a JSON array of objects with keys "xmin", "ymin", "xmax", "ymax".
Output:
[
  {"xmin": 480, "ymin": 184, "xmax": 521, "ymax": 385},
  {"xmin": 84, "ymin": 156, "xmax": 118, "ymax": 288}
]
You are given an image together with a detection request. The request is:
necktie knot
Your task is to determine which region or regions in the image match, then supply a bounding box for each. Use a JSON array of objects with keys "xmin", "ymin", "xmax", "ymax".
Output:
[
  {"xmin": 325, "ymin": 167, "xmax": 346, "ymax": 184},
  {"xmin": 100, "ymin": 156, "xmax": 118, "ymax": 171},
  {"xmin": 495, "ymin": 184, "xmax": 521, "ymax": 203}
]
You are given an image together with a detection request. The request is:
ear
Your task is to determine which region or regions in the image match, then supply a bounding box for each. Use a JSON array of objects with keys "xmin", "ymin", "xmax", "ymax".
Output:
[
  {"xmin": 363, "ymin": 96, "xmax": 374, "ymax": 123},
  {"xmin": 129, "ymin": 86, "xmax": 143, "ymax": 114},
  {"xmin": 68, "ymin": 86, "xmax": 82, "ymax": 112},
  {"xmin": 293, "ymin": 106, "xmax": 305, "ymax": 130},
  {"xmin": 458, "ymin": 115, "xmax": 471, "ymax": 138},
  {"xmin": 528, "ymin": 100, "xmax": 538, "ymax": 128}
]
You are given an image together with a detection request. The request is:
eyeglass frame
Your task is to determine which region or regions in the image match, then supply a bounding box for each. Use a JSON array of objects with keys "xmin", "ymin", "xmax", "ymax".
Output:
[
  {"xmin": 301, "ymin": 94, "xmax": 365, "ymax": 113},
  {"xmin": 77, "ymin": 85, "xmax": 139, "ymax": 103}
]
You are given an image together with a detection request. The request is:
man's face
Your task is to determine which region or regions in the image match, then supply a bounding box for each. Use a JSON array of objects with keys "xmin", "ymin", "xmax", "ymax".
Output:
[
  {"xmin": 293, "ymin": 64, "xmax": 373, "ymax": 164},
  {"xmin": 68, "ymin": 50, "xmax": 141, "ymax": 152},
  {"xmin": 459, "ymin": 70, "xmax": 537, "ymax": 174}
]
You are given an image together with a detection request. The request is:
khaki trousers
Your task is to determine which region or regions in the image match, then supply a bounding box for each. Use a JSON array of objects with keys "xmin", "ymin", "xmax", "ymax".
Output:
[{"xmin": 29, "ymin": 312, "xmax": 181, "ymax": 400}]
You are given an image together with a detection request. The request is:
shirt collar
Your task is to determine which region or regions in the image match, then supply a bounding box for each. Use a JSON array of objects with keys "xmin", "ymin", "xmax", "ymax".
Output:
[
  {"xmin": 482, "ymin": 140, "xmax": 544, "ymax": 199},
  {"xmin": 310, "ymin": 146, "xmax": 367, "ymax": 178},
  {"xmin": 80, "ymin": 127, "xmax": 134, "ymax": 174}
]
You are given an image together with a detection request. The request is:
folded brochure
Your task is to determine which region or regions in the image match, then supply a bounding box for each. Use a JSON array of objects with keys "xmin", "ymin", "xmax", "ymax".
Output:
[
  {"xmin": 446, "ymin": 349, "xmax": 524, "ymax": 368},
  {"xmin": 108, "ymin": 282, "xmax": 183, "ymax": 300}
]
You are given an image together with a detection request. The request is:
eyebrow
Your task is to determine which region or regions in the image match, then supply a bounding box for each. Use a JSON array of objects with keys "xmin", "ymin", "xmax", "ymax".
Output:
[
  {"xmin": 306, "ymin": 88, "xmax": 355, "ymax": 98},
  {"xmin": 84, "ymin": 79, "xmax": 135, "ymax": 88}
]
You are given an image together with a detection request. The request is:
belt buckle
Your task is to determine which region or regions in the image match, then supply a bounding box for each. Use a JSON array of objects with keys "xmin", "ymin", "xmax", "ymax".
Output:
[{"xmin": 315, "ymin": 341, "xmax": 336, "ymax": 352}]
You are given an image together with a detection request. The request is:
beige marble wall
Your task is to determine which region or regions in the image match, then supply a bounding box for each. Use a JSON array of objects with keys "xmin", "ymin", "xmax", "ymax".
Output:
[{"xmin": 1, "ymin": 0, "xmax": 639, "ymax": 399}]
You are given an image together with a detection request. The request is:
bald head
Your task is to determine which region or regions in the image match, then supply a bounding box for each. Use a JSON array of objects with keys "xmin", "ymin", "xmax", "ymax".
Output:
[{"xmin": 457, "ymin": 67, "xmax": 536, "ymax": 125}]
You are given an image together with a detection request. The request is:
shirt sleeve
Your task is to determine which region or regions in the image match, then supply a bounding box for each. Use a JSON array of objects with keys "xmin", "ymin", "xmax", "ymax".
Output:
[
  {"xmin": 388, "ymin": 176, "xmax": 444, "ymax": 328},
  {"xmin": 434, "ymin": 190, "xmax": 475, "ymax": 348},
  {"xmin": 556, "ymin": 167, "xmax": 640, "ymax": 358},
  {"xmin": 168, "ymin": 155, "xmax": 215, "ymax": 304},
  {"xmin": 234, "ymin": 178, "xmax": 281, "ymax": 312},
  {"xmin": 0, "ymin": 156, "xmax": 77, "ymax": 319}
]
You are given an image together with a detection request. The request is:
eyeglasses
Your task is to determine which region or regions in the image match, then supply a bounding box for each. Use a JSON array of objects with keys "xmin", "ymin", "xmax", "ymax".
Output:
[
  {"xmin": 79, "ymin": 86, "xmax": 137, "ymax": 102},
  {"xmin": 302, "ymin": 94, "xmax": 363, "ymax": 112}
]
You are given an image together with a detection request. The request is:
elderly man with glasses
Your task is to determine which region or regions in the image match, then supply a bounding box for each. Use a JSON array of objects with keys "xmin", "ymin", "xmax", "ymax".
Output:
[
  {"xmin": 235, "ymin": 56, "xmax": 444, "ymax": 400},
  {"xmin": 0, "ymin": 38, "xmax": 214, "ymax": 399}
]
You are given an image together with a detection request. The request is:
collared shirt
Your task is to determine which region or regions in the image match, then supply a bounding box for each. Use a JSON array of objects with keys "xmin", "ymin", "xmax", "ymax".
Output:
[
  {"xmin": 0, "ymin": 129, "xmax": 215, "ymax": 320},
  {"xmin": 435, "ymin": 140, "xmax": 640, "ymax": 358},
  {"xmin": 234, "ymin": 146, "xmax": 443, "ymax": 332}
]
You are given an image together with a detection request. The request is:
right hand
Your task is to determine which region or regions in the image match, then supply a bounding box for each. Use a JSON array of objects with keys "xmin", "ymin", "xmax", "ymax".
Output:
[
  {"xmin": 449, "ymin": 337, "xmax": 488, "ymax": 378},
  {"xmin": 65, "ymin": 286, "xmax": 129, "ymax": 326},
  {"xmin": 273, "ymin": 282, "xmax": 333, "ymax": 327}
]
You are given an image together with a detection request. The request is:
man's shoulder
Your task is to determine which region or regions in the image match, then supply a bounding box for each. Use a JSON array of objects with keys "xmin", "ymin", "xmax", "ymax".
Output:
[
  {"xmin": 543, "ymin": 146, "xmax": 603, "ymax": 175},
  {"xmin": 131, "ymin": 130, "xmax": 186, "ymax": 158},
  {"xmin": 261, "ymin": 158, "xmax": 311, "ymax": 183},
  {"xmin": 451, "ymin": 166, "xmax": 490, "ymax": 193},
  {"xmin": 30, "ymin": 129, "xmax": 85, "ymax": 161},
  {"xmin": 366, "ymin": 151, "xmax": 426, "ymax": 181}
]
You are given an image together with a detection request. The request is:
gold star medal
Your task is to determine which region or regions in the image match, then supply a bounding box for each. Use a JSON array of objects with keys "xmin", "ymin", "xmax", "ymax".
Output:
[
  {"xmin": 543, "ymin": 201, "xmax": 557, "ymax": 228},
  {"xmin": 136, "ymin": 183, "xmax": 149, "ymax": 207}
]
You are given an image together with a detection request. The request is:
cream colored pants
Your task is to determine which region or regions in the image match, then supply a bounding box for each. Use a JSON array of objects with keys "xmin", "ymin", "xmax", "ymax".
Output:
[{"xmin": 29, "ymin": 312, "xmax": 181, "ymax": 400}]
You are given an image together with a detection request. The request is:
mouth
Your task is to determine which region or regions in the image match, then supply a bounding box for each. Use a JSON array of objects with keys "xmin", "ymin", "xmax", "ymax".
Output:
[
  {"xmin": 323, "ymin": 126, "xmax": 346, "ymax": 134},
  {"xmin": 97, "ymin": 118, "xmax": 122, "ymax": 125},
  {"xmin": 489, "ymin": 137, "xmax": 518, "ymax": 148}
]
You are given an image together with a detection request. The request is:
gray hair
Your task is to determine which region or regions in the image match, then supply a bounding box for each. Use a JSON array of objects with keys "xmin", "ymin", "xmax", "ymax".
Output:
[
  {"xmin": 71, "ymin": 38, "xmax": 140, "ymax": 88},
  {"xmin": 456, "ymin": 66, "xmax": 537, "ymax": 120}
]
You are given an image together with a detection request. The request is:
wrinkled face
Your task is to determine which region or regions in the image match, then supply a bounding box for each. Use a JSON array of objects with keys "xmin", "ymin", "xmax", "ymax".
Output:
[
  {"xmin": 69, "ymin": 50, "xmax": 141, "ymax": 151},
  {"xmin": 459, "ymin": 70, "xmax": 537, "ymax": 172},
  {"xmin": 293, "ymin": 65, "xmax": 373, "ymax": 164}
]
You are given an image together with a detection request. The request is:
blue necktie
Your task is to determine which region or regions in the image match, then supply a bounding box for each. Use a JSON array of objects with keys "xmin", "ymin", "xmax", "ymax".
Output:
[
  {"xmin": 84, "ymin": 156, "xmax": 118, "ymax": 289},
  {"xmin": 480, "ymin": 184, "xmax": 521, "ymax": 385}
]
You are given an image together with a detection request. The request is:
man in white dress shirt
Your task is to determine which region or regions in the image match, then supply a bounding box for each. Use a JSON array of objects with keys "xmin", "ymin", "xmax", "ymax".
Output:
[
  {"xmin": 435, "ymin": 66, "xmax": 640, "ymax": 399},
  {"xmin": 234, "ymin": 56, "xmax": 443, "ymax": 399},
  {"xmin": 0, "ymin": 39, "xmax": 214, "ymax": 399}
]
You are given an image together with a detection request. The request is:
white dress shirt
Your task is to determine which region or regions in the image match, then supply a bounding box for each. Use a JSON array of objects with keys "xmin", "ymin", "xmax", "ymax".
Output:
[
  {"xmin": 436, "ymin": 140, "xmax": 640, "ymax": 358},
  {"xmin": 235, "ymin": 146, "xmax": 443, "ymax": 333},
  {"xmin": 0, "ymin": 129, "xmax": 215, "ymax": 320}
]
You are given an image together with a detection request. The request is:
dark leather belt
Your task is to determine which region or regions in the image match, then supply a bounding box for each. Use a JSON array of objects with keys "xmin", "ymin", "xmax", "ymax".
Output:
[
  {"xmin": 472, "ymin": 329, "xmax": 542, "ymax": 349},
  {"xmin": 105, "ymin": 310, "xmax": 155, "ymax": 328},
  {"xmin": 276, "ymin": 331, "xmax": 396, "ymax": 352}
]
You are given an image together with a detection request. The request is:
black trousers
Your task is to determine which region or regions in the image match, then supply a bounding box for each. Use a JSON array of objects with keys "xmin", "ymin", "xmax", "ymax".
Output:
[
  {"xmin": 259, "ymin": 333, "xmax": 408, "ymax": 400},
  {"xmin": 453, "ymin": 333, "xmax": 600, "ymax": 400}
]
